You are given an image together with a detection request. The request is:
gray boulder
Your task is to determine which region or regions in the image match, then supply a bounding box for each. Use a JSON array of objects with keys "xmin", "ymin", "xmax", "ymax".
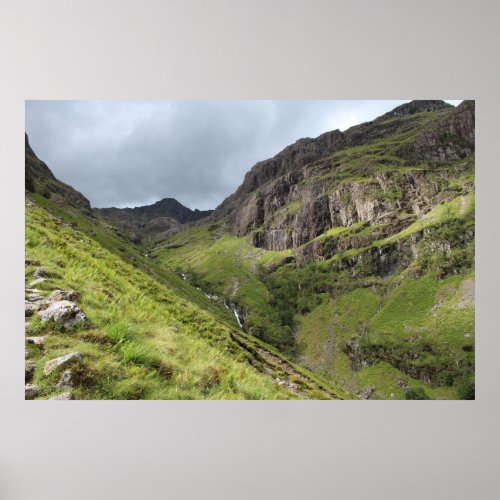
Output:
[
  {"xmin": 28, "ymin": 277, "xmax": 47, "ymax": 287},
  {"xmin": 26, "ymin": 336, "xmax": 47, "ymax": 346},
  {"xmin": 25, "ymin": 301, "xmax": 40, "ymax": 317},
  {"xmin": 44, "ymin": 352, "xmax": 82, "ymax": 376},
  {"xmin": 48, "ymin": 290, "xmax": 81, "ymax": 302},
  {"xmin": 38, "ymin": 300, "xmax": 87, "ymax": 328},
  {"xmin": 25, "ymin": 361, "xmax": 36, "ymax": 381},
  {"xmin": 32, "ymin": 267, "xmax": 46, "ymax": 278},
  {"xmin": 56, "ymin": 369, "xmax": 74, "ymax": 389},
  {"xmin": 25, "ymin": 291, "xmax": 46, "ymax": 317}
]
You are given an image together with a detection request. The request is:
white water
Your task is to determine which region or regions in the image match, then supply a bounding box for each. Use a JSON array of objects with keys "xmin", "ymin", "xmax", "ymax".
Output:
[
  {"xmin": 223, "ymin": 301, "xmax": 244, "ymax": 329},
  {"xmin": 233, "ymin": 309, "xmax": 243, "ymax": 329}
]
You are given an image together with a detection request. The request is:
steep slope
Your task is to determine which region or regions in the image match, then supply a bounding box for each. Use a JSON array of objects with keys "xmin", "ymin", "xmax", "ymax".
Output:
[
  {"xmin": 157, "ymin": 100, "xmax": 475, "ymax": 399},
  {"xmin": 96, "ymin": 198, "xmax": 212, "ymax": 243},
  {"xmin": 25, "ymin": 133, "xmax": 92, "ymax": 215},
  {"xmin": 25, "ymin": 139, "xmax": 346, "ymax": 400}
]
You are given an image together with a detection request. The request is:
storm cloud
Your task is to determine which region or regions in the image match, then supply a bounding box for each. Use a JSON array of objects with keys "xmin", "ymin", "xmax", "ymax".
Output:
[{"xmin": 25, "ymin": 100, "xmax": 462, "ymax": 211}]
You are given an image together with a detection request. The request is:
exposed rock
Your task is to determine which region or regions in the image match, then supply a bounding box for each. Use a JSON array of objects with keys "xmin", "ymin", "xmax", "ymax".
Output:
[
  {"xmin": 25, "ymin": 361, "xmax": 36, "ymax": 381},
  {"xmin": 44, "ymin": 352, "xmax": 83, "ymax": 376},
  {"xmin": 32, "ymin": 267, "xmax": 46, "ymax": 278},
  {"xmin": 25, "ymin": 384, "xmax": 39, "ymax": 400},
  {"xmin": 25, "ymin": 301, "xmax": 40, "ymax": 317},
  {"xmin": 357, "ymin": 386, "xmax": 376, "ymax": 400},
  {"xmin": 28, "ymin": 277, "xmax": 47, "ymax": 287},
  {"xmin": 26, "ymin": 292, "xmax": 45, "ymax": 302},
  {"xmin": 38, "ymin": 300, "xmax": 87, "ymax": 328},
  {"xmin": 55, "ymin": 369, "xmax": 74, "ymax": 389},
  {"xmin": 49, "ymin": 391, "xmax": 73, "ymax": 400},
  {"xmin": 210, "ymin": 101, "xmax": 474, "ymax": 253},
  {"xmin": 48, "ymin": 289, "xmax": 81, "ymax": 303},
  {"xmin": 377, "ymin": 100, "xmax": 452, "ymax": 120},
  {"xmin": 26, "ymin": 336, "xmax": 48, "ymax": 346},
  {"xmin": 25, "ymin": 259, "xmax": 41, "ymax": 267}
]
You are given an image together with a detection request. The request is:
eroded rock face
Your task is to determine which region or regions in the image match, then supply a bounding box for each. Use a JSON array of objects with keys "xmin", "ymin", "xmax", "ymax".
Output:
[
  {"xmin": 43, "ymin": 352, "xmax": 82, "ymax": 376},
  {"xmin": 38, "ymin": 300, "xmax": 87, "ymax": 328},
  {"xmin": 212, "ymin": 101, "xmax": 474, "ymax": 253}
]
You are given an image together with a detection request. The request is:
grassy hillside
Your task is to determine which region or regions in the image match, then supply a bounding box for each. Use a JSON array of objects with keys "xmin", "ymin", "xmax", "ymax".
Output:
[
  {"xmin": 155, "ymin": 197, "xmax": 474, "ymax": 399},
  {"xmin": 24, "ymin": 101, "xmax": 474, "ymax": 400},
  {"xmin": 25, "ymin": 195, "xmax": 346, "ymax": 399}
]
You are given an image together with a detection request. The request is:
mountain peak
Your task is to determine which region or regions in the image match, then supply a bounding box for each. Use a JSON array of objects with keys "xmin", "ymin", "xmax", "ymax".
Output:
[{"xmin": 379, "ymin": 100, "xmax": 452, "ymax": 120}]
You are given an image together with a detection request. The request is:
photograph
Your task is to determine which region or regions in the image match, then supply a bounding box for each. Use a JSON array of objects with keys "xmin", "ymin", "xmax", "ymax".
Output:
[
  {"xmin": 3, "ymin": 0, "xmax": 499, "ymax": 498},
  {"xmin": 24, "ymin": 99, "xmax": 475, "ymax": 400}
]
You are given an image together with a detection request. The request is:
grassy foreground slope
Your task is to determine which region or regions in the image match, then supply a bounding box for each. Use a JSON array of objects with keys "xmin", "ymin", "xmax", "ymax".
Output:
[{"xmin": 26, "ymin": 195, "xmax": 347, "ymax": 400}]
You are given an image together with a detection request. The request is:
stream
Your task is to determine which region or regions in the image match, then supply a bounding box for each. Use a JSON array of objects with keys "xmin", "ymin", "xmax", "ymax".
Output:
[{"xmin": 179, "ymin": 273, "xmax": 244, "ymax": 330}]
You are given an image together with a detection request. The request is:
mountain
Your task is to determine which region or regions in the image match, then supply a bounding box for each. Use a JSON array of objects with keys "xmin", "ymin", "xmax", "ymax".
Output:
[
  {"xmin": 96, "ymin": 199, "xmax": 213, "ymax": 243},
  {"xmin": 25, "ymin": 133, "xmax": 92, "ymax": 215},
  {"xmin": 214, "ymin": 100, "xmax": 474, "ymax": 250},
  {"xmin": 25, "ymin": 135, "xmax": 342, "ymax": 400},
  {"xmin": 157, "ymin": 100, "xmax": 475, "ymax": 399},
  {"xmin": 25, "ymin": 100, "xmax": 475, "ymax": 399}
]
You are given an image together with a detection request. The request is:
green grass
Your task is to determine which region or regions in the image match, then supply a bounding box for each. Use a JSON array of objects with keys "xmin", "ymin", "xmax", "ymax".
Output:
[
  {"xmin": 152, "ymin": 223, "xmax": 297, "ymax": 351},
  {"xmin": 25, "ymin": 200, "xmax": 300, "ymax": 400}
]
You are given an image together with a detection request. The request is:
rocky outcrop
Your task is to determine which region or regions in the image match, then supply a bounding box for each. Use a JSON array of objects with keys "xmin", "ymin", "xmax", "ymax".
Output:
[
  {"xmin": 401, "ymin": 100, "xmax": 475, "ymax": 163},
  {"xmin": 44, "ymin": 352, "xmax": 83, "ymax": 376},
  {"xmin": 47, "ymin": 290, "xmax": 81, "ymax": 302},
  {"xmin": 142, "ymin": 216, "xmax": 181, "ymax": 238},
  {"xmin": 25, "ymin": 281, "xmax": 88, "ymax": 329},
  {"xmin": 26, "ymin": 336, "xmax": 47, "ymax": 346},
  {"xmin": 377, "ymin": 100, "xmax": 452, "ymax": 120},
  {"xmin": 212, "ymin": 100, "xmax": 475, "ymax": 253},
  {"xmin": 55, "ymin": 369, "xmax": 74, "ymax": 389},
  {"xmin": 25, "ymin": 361, "xmax": 36, "ymax": 381},
  {"xmin": 215, "ymin": 130, "xmax": 344, "ymax": 224},
  {"xmin": 38, "ymin": 300, "xmax": 87, "ymax": 328}
]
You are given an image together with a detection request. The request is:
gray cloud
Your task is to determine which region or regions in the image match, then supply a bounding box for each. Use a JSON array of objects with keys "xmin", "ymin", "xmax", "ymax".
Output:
[{"xmin": 25, "ymin": 100, "xmax": 462, "ymax": 210}]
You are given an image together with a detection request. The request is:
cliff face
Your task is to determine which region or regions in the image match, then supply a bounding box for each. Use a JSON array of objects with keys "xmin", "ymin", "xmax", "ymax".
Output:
[{"xmin": 213, "ymin": 101, "xmax": 474, "ymax": 253}]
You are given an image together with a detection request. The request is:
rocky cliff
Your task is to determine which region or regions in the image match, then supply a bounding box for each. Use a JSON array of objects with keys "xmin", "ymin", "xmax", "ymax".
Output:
[{"xmin": 213, "ymin": 101, "xmax": 474, "ymax": 254}]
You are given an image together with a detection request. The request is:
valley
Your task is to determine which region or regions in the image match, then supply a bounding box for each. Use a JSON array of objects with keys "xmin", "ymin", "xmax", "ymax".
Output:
[{"xmin": 25, "ymin": 100, "xmax": 475, "ymax": 399}]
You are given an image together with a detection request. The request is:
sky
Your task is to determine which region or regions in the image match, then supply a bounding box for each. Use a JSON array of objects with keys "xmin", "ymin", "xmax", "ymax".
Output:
[{"xmin": 25, "ymin": 100, "xmax": 462, "ymax": 211}]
